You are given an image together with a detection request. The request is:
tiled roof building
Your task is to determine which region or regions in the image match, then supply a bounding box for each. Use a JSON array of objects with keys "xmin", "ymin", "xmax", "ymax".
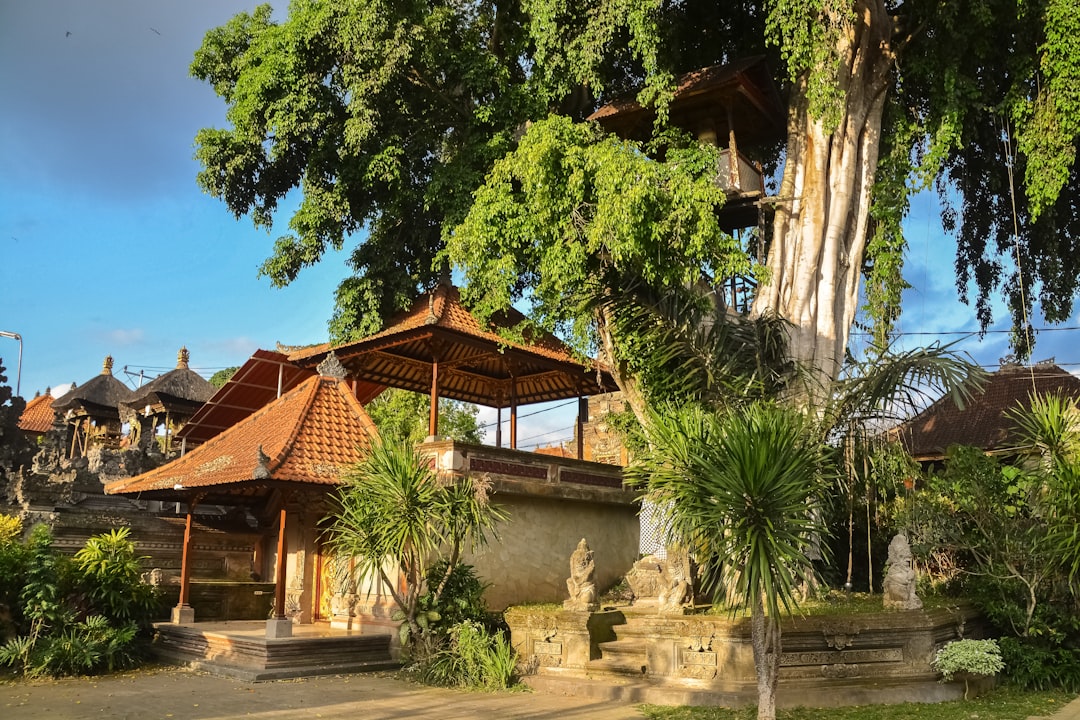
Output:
[
  {"xmin": 895, "ymin": 362, "xmax": 1080, "ymax": 462},
  {"xmin": 106, "ymin": 372, "xmax": 379, "ymax": 502},
  {"xmin": 18, "ymin": 388, "xmax": 55, "ymax": 436}
]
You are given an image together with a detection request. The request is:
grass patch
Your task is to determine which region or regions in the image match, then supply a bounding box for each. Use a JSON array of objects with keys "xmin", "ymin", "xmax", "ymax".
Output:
[{"xmin": 640, "ymin": 686, "xmax": 1073, "ymax": 719}]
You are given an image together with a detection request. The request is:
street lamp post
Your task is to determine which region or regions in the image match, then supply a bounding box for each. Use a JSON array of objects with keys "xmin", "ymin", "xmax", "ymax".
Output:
[{"xmin": 0, "ymin": 331, "xmax": 22, "ymax": 398}]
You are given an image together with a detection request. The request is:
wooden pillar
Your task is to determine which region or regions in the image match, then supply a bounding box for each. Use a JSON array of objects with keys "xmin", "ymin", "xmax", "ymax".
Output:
[
  {"xmin": 495, "ymin": 406, "xmax": 502, "ymax": 448},
  {"xmin": 172, "ymin": 496, "xmax": 198, "ymax": 624},
  {"xmin": 267, "ymin": 498, "xmax": 293, "ymax": 637},
  {"xmin": 428, "ymin": 361, "xmax": 439, "ymax": 437},
  {"xmin": 509, "ymin": 382, "xmax": 518, "ymax": 450},
  {"xmin": 577, "ymin": 393, "xmax": 588, "ymax": 461},
  {"xmin": 274, "ymin": 502, "xmax": 288, "ymax": 619}
]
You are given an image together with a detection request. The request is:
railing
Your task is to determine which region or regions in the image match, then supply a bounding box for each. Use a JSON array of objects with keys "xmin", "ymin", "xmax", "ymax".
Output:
[{"xmin": 716, "ymin": 149, "xmax": 764, "ymax": 196}]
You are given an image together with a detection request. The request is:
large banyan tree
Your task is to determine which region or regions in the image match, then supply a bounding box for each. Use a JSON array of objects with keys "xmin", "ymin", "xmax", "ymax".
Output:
[{"xmin": 192, "ymin": 0, "xmax": 1080, "ymax": 405}]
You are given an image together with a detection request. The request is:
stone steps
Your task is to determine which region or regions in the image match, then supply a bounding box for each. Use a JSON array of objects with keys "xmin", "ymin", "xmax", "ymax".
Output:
[
  {"xmin": 594, "ymin": 638, "xmax": 649, "ymax": 677},
  {"xmin": 153, "ymin": 623, "xmax": 398, "ymax": 681}
]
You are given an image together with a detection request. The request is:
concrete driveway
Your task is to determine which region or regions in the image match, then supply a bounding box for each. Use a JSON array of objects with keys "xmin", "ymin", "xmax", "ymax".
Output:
[{"xmin": 1, "ymin": 666, "xmax": 648, "ymax": 720}]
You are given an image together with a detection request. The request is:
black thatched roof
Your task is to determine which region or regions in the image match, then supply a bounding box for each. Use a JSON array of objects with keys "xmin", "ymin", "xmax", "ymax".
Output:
[
  {"xmin": 125, "ymin": 348, "xmax": 216, "ymax": 411},
  {"xmin": 52, "ymin": 356, "xmax": 135, "ymax": 418}
]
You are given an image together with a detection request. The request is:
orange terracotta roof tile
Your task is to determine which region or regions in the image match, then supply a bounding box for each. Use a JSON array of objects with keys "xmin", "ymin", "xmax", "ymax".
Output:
[
  {"xmin": 289, "ymin": 284, "xmax": 581, "ymax": 366},
  {"xmin": 533, "ymin": 444, "xmax": 575, "ymax": 458},
  {"xmin": 105, "ymin": 375, "xmax": 379, "ymax": 498},
  {"xmin": 18, "ymin": 391, "xmax": 55, "ymax": 434}
]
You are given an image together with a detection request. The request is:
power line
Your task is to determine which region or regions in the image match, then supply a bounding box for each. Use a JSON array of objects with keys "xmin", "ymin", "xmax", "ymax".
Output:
[{"xmin": 478, "ymin": 399, "xmax": 578, "ymax": 429}]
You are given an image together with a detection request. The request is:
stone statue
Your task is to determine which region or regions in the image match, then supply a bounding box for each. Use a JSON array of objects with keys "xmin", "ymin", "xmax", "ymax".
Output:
[
  {"xmin": 564, "ymin": 538, "xmax": 598, "ymax": 611},
  {"xmin": 658, "ymin": 547, "xmax": 693, "ymax": 613},
  {"xmin": 882, "ymin": 533, "xmax": 922, "ymax": 610}
]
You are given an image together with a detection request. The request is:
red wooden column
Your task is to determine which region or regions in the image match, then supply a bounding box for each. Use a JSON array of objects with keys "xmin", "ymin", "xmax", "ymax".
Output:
[
  {"xmin": 267, "ymin": 497, "xmax": 293, "ymax": 638},
  {"xmin": 171, "ymin": 495, "xmax": 199, "ymax": 624}
]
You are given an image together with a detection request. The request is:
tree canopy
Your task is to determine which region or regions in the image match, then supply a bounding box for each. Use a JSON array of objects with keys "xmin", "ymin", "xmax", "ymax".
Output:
[{"xmin": 193, "ymin": 0, "xmax": 1080, "ymax": 385}]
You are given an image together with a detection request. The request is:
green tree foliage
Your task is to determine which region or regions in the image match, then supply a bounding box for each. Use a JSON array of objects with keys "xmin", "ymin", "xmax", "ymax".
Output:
[
  {"xmin": 191, "ymin": 0, "xmax": 539, "ymax": 340},
  {"xmin": 194, "ymin": 1, "xmax": 1080, "ymax": 369},
  {"xmin": 365, "ymin": 389, "xmax": 482, "ymax": 447},
  {"xmin": 0, "ymin": 359, "xmax": 33, "ymax": 482},
  {"xmin": 208, "ymin": 366, "xmax": 239, "ymax": 389},
  {"xmin": 324, "ymin": 440, "xmax": 506, "ymax": 650},
  {"xmin": 901, "ymin": 394, "xmax": 1080, "ymax": 690}
]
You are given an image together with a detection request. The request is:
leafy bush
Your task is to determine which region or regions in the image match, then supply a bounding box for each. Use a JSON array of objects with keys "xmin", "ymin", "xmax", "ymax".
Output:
[
  {"xmin": 0, "ymin": 515, "xmax": 28, "ymax": 640},
  {"xmin": 418, "ymin": 561, "xmax": 491, "ymax": 636},
  {"xmin": 933, "ymin": 639, "xmax": 1005, "ymax": 700},
  {"xmin": 74, "ymin": 528, "xmax": 159, "ymax": 626},
  {"xmin": 999, "ymin": 636, "xmax": 1080, "ymax": 692},
  {"xmin": 0, "ymin": 525, "xmax": 156, "ymax": 677},
  {"xmin": 419, "ymin": 620, "xmax": 518, "ymax": 690},
  {"xmin": 934, "ymin": 639, "xmax": 1005, "ymax": 680}
]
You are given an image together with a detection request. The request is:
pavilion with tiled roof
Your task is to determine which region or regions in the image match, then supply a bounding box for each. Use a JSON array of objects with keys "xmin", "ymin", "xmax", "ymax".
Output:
[
  {"xmin": 52, "ymin": 356, "xmax": 135, "ymax": 457},
  {"xmin": 123, "ymin": 347, "xmax": 217, "ymax": 454},
  {"xmin": 18, "ymin": 387, "xmax": 55, "ymax": 441},
  {"xmin": 287, "ymin": 282, "xmax": 618, "ymax": 456},
  {"xmin": 106, "ymin": 354, "xmax": 380, "ymax": 635},
  {"xmin": 895, "ymin": 361, "xmax": 1080, "ymax": 462}
]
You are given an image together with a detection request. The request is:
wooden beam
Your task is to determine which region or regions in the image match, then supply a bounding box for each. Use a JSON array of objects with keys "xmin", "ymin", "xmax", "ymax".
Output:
[
  {"xmin": 274, "ymin": 501, "xmax": 288, "ymax": 619},
  {"xmin": 177, "ymin": 506, "xmax": 194, "ymax": 609}
]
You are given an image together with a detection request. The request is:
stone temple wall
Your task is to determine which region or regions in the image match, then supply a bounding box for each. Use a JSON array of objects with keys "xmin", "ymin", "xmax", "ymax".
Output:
[{"xmin": 464, "ymin": 492, "xmax": 640, "ymax": 610}]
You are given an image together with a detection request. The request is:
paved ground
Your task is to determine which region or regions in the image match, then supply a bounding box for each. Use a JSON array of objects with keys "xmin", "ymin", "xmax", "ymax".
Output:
[
  {"xmin": 4, "ymin": 666, "xmax": 1080, "ymax": 720},
  {"xmin": 0, "ymin": 666, "xmax": 647, "ymax": 720},
  {"xmin": 1043, "ymin": 695, "xmax": 1080, "ymax": 720}
]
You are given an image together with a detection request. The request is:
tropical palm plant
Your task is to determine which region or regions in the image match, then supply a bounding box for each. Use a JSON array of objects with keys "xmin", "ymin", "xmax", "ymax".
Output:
[
  {"xmin": 1007, "ymin": 393, "xmax": 1080, "ymax": 588},
  {"xmin": 324, "ymin": 439, "xmax": 506, "ymax": 649},
  {"xmin": 626, "ymin": 401, "xmax": 834, "ymax": 720}
]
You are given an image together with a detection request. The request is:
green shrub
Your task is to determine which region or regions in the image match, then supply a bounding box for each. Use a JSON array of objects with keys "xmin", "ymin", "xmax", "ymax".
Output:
[
  {"xmin": 933, "ymin": 639, "xmax": 1005, "ymax": 699},
  {"xmin": 418, "ymin": 561, "xmax": 491, "ymax": 636},
  {"xmin": 74, "ymin": 528, "xmax": 159, "ymax": 626},
  {"xmin": 0, "ymin": 525, "xmax": 155, "ymax": 677},
  {"xmin": 419, "ymin": 620, "xmax": 518, "ymax": 690},
  {"xmin": 999, "ymin": 636, "xmax": 1080, "ymax": 692}
]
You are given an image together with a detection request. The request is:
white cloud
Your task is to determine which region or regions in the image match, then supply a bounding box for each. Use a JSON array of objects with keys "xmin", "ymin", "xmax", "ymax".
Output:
[{"xmin": 104, "ymin": 328, "xmax": 145, "ymax": 346}]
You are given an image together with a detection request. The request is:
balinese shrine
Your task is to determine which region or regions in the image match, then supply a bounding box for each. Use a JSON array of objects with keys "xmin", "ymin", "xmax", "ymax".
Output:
[{"xmin": 104, "ymin": 284, "xmax": 639, "ymax": 677}]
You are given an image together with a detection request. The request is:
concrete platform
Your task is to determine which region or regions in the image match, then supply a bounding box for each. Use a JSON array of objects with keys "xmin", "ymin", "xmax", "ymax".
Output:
[
  {"xmin": 524, "ymin": 671, "xmax": 968, "ymax": 708},
  {"xmin": 152, "ymin": 621, "xmax": 398, "ymax": 681}
]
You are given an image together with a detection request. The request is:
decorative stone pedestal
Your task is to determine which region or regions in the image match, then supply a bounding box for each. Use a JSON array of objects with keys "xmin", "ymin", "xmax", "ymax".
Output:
[
  {"xmin": 171, "ymin": 604, "xmax": 195, "ymax": 624},
  {"xmin": 266, "ymin": 616, "xmax": 293, "ymax": 639}
]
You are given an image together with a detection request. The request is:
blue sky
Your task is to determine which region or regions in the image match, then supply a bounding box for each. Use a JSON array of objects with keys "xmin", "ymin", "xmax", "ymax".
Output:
[{"xmin": 1, "ymin": 1, "xmax": 1077, "ymax": 448}]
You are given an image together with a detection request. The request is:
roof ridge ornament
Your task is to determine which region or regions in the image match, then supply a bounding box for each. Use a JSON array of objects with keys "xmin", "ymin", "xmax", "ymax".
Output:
[
  {"xmin": 177, "ymin": 346, "xmax": 190, "ymax": 369},
  {"xmin": 102, "ymin": 355, "xmax": 114, "ymax": 376},
  {"xmin": 425, "ymin": 290, "xmax": 439, "ymax": 325},
  {"xmin": 253, "ymin": 445, "xmax": 272, "ymax": 479},
  {"xmin": 316, "ymin": 350, "xmax": 348, "ymax": 379}
]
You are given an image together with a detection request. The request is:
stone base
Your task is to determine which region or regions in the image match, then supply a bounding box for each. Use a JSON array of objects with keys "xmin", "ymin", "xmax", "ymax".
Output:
[
  {"xmin": 265, "ymin": 617, "xmax": 293, "ymax": 639},
  {"xmin": 171, "ymin": 604, "xmax": 195, "ymax": 624}
]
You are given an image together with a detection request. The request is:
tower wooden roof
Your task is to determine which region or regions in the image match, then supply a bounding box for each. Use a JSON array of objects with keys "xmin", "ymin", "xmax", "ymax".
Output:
[
  {"xmin": 125, "ymin": 347, "xmax": 217, "ymax": 416},
  {"xmin": 588, "ymin": 56, "xmax": 786, "ymax": 146},
  {"xmin": 288, "ymin": 284, "xmax": 618, "ymax": 408},
  {"xmin": 52, "ymin": 356, "xmax": 135, "ymax": 420}
]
